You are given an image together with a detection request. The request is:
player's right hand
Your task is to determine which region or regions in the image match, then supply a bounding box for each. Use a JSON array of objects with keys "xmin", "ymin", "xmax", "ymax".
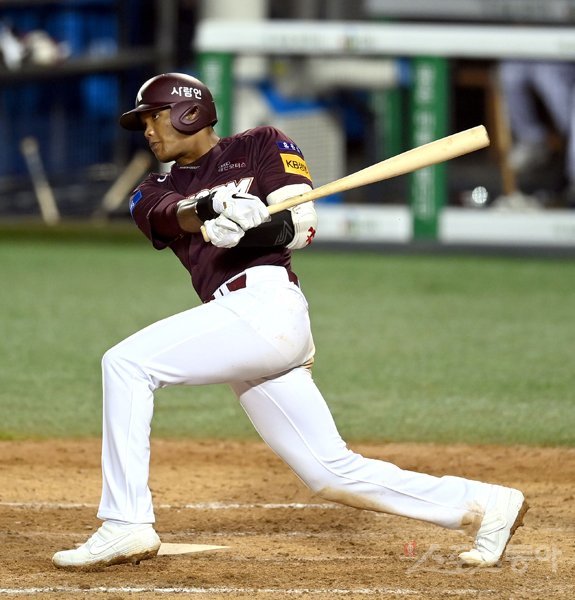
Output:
[
  {"xmin": 203, "ymin": 215, "xmax": 245, "ymax": 248},
  {"xmin": 212, "ymin": 190, "xmax": 270, "ymax": 231}
]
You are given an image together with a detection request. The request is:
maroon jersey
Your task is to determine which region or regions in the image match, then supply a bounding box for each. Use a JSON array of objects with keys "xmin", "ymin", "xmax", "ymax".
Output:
[{"xmin": 129, "ymin": 126, "xmax": 313, "ymax": 302}]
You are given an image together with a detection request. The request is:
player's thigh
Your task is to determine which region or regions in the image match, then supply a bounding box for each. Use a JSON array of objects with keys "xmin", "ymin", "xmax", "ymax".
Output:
[{"xmin": 104, "ymin": 299, "xmax": 307, "ymax": 385}]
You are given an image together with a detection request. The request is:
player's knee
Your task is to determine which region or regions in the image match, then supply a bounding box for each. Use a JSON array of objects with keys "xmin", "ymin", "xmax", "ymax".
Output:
[
  {"xmin": 102, "ymin": 345, "xmax": 138, "ymax": 377},
  {"xmin": 102, "ymin": 344, "xmax": 160, "ymax": 392},
  {"xmin": 294, "ymin": 451, "xmax": 364, "ymax": 497}
]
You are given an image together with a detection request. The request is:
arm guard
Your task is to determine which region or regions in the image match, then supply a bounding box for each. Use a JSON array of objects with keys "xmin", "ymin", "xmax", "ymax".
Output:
[
  {"xmin": 237, "ymin": 210, "xmax": 295, "ymax": 247},
  {"xmin": 268, "ymin": 183, "xmax": 317, "ymax": 249},
  {"xmin": 237, "ymin": 183, "xmax": 317, "ymax": 248}
]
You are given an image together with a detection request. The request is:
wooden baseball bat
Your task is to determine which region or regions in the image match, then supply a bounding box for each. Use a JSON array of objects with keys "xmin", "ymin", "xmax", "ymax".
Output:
[
  {"xmin": 201, "ymin": 124, "xmax": 490, "ymax": 242},
  {"xmin": 94, "ymin": 150, "xmax": 153, "ymax": 219},
  {"xmin": 20, "ymin": 136, "xmax": 61, "ymax": 226}
]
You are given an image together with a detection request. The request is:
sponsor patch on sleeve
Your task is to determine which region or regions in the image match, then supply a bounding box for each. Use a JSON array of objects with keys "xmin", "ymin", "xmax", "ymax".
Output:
[
  {"xmin": 280, "ymin": 153, "xmax": 311, "ymax": 179},
  {"xmin": 129, "ymin": 189, "xmax": 143, "ymax": 215},
  {"xmin": 276, "ymin": 140, "xmax": 303, "ymax": 156}
]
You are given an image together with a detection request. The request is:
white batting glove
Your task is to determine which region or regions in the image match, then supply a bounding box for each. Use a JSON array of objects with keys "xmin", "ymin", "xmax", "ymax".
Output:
[
  {"xmin": 212, "ymin": 190, "xmax": 270, "ymax": 230},
  {"xmin": 203, "ymin": 215, "xmax": 245, "ymax": 248}
]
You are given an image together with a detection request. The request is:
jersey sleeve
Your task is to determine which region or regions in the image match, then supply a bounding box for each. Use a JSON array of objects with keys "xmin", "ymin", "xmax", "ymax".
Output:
[
  {"xmin": 250, "ymin": 126, "xmax": 313, "ymax": 201},
  {"xmin": 129, "ymin": 176, "xmax": 185, "ymax": 249}
]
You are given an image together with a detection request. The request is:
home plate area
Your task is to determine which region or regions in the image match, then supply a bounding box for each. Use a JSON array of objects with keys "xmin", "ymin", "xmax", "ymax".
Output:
[
  {"xmin": 158, "ymin": 543, "xmax": 228, "ymax": 555},
  {"xmin": 0, "ymin": 439, "xmax": 573, "ymax": 599}
]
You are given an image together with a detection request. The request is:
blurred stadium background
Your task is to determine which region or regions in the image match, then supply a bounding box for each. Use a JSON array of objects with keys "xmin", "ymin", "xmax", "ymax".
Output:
[{"xmin": 1, "ymin": 0, "xmax": 575, "ymax": 250}]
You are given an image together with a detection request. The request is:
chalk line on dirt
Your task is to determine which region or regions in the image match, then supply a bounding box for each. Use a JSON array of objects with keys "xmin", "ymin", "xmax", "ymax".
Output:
[
  {"xmin": 0, "ymin": 501, "xmax": 339, "ymax": 510},
  {"xmin": 0, "ymin": 586, "xmax": 497, "ymax": 596}
]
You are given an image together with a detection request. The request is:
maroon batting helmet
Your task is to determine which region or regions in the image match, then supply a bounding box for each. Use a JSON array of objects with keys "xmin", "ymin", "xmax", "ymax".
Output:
[{"xmin": 119, "ymin": 73, "xmax": 217, "ymax": 134}]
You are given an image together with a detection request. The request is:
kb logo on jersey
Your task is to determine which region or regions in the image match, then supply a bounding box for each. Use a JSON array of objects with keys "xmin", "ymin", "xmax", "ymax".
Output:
[{"xmin": 280, "ymin": 154, "xmax": 311, "ymax": 179}]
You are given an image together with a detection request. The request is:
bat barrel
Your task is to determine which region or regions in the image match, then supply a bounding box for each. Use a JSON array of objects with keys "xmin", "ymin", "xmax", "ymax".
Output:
[{"xmin": 203, "ymin": 125, "xmax": 490, "ymax": 238}]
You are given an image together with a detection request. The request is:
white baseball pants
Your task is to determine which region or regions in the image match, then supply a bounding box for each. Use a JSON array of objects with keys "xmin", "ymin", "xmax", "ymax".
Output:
[
  {"xmin": 499, "ymin": 60, "xmax": 575, "ymax": 140},
  {"xmin": 499, "ymin": 59, "xmax": 575, "ymax": 182},
  {"xmin": 98, "ymin": 265, "xmax": 493, "ymax": 532}
]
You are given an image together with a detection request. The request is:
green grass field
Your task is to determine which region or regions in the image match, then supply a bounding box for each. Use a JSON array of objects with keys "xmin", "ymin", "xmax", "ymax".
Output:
[{"xmin": 1, "ymin": 224, "xmax": 574, "ymax": 446}]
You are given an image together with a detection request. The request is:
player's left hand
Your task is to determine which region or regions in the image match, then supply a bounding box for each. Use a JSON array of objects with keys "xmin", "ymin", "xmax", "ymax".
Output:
[
  {"xmin": 203, "ymin": 214, "xmax": 245, "ymax": 248},
  {"xmin": 212, "ymin": 190, "xmax": 270, "ymax": 230}
]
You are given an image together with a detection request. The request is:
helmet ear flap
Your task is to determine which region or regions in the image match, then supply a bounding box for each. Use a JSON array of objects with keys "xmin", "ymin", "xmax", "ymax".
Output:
[
  {"xmin": 169, "ymin": 101, "xmax": 217, "ymax": 135},
  {"xmin": 170, "ymin": 102, "xmax": 200, "ymax": 133}
]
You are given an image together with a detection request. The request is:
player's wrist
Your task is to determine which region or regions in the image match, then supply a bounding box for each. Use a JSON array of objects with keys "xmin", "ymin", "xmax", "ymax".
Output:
[
  {"xmin": 175, "ymin": 199, "xmax": 203, "ymax": 232},
  {"xmin": 194, "ymin": 191, "xmax": 219, "ymax": 222}
]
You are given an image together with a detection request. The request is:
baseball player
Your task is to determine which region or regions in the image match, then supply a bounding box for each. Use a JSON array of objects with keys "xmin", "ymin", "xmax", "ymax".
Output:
[
  {"xmin": 52, "ymin": 73, "xmax": 528, "ymax": 570},
  {"xmin": 498, "ymin": 60, "xmax": 575, "ymax": 196}
]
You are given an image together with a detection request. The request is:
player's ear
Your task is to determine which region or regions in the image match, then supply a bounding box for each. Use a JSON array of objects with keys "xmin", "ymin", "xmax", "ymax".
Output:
[{"xmin": 183, "ymin": 107, "xmax": 200, "ymax": 123}]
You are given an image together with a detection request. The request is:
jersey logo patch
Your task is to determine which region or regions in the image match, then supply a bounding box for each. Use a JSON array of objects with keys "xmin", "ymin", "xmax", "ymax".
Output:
[
  {"xmin": 276, "ymin": 140, "xmax": 303, "ymax": 156},
  {"xmin": 217, "ymin": 159, "xmax": 247, "ymax": 173},
  {"xmin": 280, "ymin": 154, "xmax": 311, "ymax": 179},
  {"xmin": 129, "ymin": 189, "xmax": 143, "ymax": 215}
]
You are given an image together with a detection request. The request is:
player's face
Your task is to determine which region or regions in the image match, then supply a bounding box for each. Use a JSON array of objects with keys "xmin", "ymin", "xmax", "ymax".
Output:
[{"xmin": 140, "ymin": 108, "xmax": 196, "ymax": 164}]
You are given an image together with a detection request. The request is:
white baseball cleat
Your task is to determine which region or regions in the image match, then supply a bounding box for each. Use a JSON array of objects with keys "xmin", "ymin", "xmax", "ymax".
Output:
[
  {"xmin": 52, "ymin": 521, "xmax": 161, "ymax": 569},
  {"xmin": 459, "ymin": 486, "xmax": 529, "ymax": 567}
]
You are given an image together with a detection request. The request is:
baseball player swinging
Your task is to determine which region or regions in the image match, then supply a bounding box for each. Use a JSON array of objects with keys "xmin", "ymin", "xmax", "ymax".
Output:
[{"xmin": 52, "ymin": 73, "xmax": 528, "ymax": 570}]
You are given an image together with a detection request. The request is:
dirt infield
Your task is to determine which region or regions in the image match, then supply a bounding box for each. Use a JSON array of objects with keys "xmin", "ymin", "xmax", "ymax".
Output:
[{"xmin": 0, "ymin": 439, "xmax": 573, "ymax": 599}]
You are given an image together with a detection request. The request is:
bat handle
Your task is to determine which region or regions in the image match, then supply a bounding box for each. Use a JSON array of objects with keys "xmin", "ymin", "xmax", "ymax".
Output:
[
  {"xmin": 201, "ymin": 224, "xmax": 210, "ymax": 242},
  {"xmin": 200, "ymin": 205, "xmax": 278, "ymax": 243}
]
